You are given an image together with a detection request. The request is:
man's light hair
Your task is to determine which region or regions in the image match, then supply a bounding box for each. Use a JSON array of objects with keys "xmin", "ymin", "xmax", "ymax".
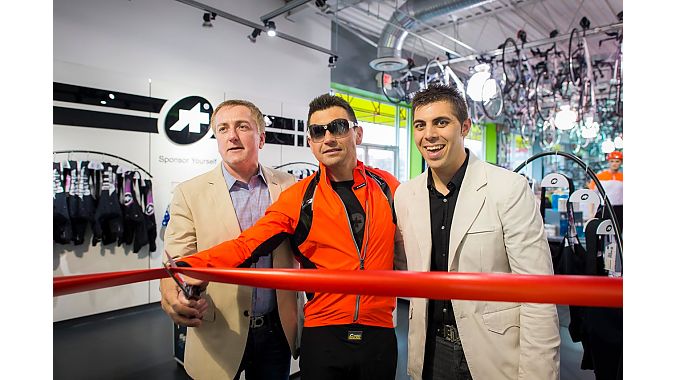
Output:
[{"xmin": 211, "ymin": 99, "xmax": 266, "ymax": 134}]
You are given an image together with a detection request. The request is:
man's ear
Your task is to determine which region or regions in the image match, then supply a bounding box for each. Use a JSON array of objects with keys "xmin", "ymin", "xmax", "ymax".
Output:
[
  {"xmin": 354, "ymin": 125, "xmax": 364, "ymax": 145},
  {"xmin": 258, "ymin": 132, "xmax": 265, "ymax": 149},
  {"xmin": 461, "ymin": 119, "xmax": 471, "ymax": 137}
]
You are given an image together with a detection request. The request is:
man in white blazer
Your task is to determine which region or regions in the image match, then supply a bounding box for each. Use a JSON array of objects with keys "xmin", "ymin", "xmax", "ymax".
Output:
[
  {"xmin": 394, "ymin": 84, "xmax": 560, "ymax": 380},
  {"xmin": 160, "ymin": 100, "xmax": 300, "ymax": 380}
]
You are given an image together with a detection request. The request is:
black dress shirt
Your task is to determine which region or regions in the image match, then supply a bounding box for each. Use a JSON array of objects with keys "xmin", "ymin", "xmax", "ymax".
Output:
[{"xmin": 427, "ymin": 152, "xmax": 469, "ymax": 333}]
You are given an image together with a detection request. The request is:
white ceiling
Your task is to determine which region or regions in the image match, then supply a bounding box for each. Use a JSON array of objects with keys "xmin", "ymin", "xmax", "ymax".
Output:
[{"xmin": 314, "ymin": 0, "xmax": 623, "ymax": 75}]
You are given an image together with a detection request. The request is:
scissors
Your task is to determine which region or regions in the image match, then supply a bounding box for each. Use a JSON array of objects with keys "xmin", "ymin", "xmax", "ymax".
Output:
[{"xmin": 163, "ymin": 251, "xmax": 202, "ymax": 300}]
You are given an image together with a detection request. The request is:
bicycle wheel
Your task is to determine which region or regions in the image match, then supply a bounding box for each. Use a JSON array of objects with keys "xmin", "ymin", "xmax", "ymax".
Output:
[
  {"xmin": 538, "ymin": 119, "xmax": 560, "ymax": 151},
  {"xmin": 535, "ymin": 70, "xmax": 557, "ymax": 122},
  {"xmin": 519, "ymin": 110, "xmax": 537, "ymax": 147},
  {"xmin": 568, "ymin": 127, "xmax": 583, "ymax": 154},
  {"xmin": 501, "ymin": 38, "xmax": 520, "ymax": 91},
  {"xmin": 481, "ymin": 77, "xmax": 503, "ymax": 120},
  {"xmin": 568, "ymin": 28, "xmax": 585, "ymax": 87},
  {"xmin": 424, "ymin": 58, "xmax": 446, "ymax": 88},
  {"xmin": 497, "ymin": 119, "xmax": 513, "ymax": 168},
  {"xmin": 382, "ymin": 79, "xmax": 406, "ymax": 105}
]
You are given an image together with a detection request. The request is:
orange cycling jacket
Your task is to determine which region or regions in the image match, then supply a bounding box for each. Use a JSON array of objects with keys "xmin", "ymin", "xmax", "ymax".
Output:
[{"xmin": 179, "ymin": 160, "xmax": 402, "ymax": 328}]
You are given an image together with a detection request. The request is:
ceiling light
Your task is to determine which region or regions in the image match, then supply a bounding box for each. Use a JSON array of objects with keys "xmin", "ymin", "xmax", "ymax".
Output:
[
  {"xmin": 601, "ymin": 138, "xmax": 615, "ymax": 153},
  {"xmin": 108, "ymin": 93, "xmax": 115, "ymax": 100},
  {"xmin": 580, "ymin": 122, "xmax": 599, "ymax": 138},
  {"xmin": 248, "ymin": 28, "xmax": 261, "ymax": 43},
  {"xmin": 553, "ymin": 105, "xmax": 577, "ymax": 130},
  {"xmin": 466, "ymin": 63, "xmax": 491, "ymax": 102},
  {"xmin": 100, "ymin": 100, "xmax": 107, "ymax": 105},
  {"xmin": 202, "ymin": 12, "xmax": 215, "ymax": 28},
  {"xmin": 265, "ymin": 21, "xmax": 277, "ymax": 37}
]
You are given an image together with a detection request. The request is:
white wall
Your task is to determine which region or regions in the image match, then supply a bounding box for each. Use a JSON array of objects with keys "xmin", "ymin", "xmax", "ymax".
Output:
[{"xmin": 54, "ymin": 0, "xmax": 330, "ymax": 321}]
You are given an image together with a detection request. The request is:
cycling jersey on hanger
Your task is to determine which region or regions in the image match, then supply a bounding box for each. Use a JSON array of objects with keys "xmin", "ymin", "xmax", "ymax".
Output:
[
  {"xmin": 131, "ymin": 174, "xmax": 149, "ymax": 253},
  {"xmin": 67, "ymin": 160, "xmax": 95, "ymax": 245},
  {"xmin": 141, "ymin": 179, "xmax": 157, "ymax": 253},
  {"xmin": 53, "ymin": 162, "xmax": 72, "ymax": 244},
  {"xmin": 93, "ymin": 163, "xmax": 124, "ymax": 246}
]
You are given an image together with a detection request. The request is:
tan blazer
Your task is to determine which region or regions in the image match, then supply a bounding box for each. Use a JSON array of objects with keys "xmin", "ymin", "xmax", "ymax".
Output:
[
  {"xmin": 394, "ymin": 152, "xmax": 560, "ymax": 380},
  {"xmin": 165, "ymin": 164, "xmax": 300, "ymax": 380}
]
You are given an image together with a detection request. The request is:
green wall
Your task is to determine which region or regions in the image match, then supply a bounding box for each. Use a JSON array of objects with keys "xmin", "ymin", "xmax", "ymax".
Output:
[{"xmin": 484, "ymin": 122, "xmax": 497, "ymax": 164}]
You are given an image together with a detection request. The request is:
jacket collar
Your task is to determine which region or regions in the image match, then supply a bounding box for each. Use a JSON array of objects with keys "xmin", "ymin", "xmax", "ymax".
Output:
[{"xmin": 318, "ymin": 160, "xmax": 366, "ymax": 187}]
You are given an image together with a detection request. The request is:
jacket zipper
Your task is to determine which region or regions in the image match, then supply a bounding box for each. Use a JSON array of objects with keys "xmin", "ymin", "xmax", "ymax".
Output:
[{"xmin": 334, "ymin": 181, "xmax": 370, "ymax": 322}]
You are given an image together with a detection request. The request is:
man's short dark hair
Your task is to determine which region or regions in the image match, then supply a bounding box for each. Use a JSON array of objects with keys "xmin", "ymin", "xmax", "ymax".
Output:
[
  {"xmin": 411, "ymin": 83, "xmax": 469, "ymax": 122},
  {"xmin": 308, "ymin": 94, "xmax": 357, "ymax": 123}
]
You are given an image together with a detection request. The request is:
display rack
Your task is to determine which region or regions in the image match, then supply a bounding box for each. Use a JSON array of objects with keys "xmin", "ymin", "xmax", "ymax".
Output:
[
  {"xmin": 514, "ymin": 151, "xmax": 623, "ymax": 261},
  {"xmin": 53, "ymin": 150, "xmax": 153, "ymax": 178}
]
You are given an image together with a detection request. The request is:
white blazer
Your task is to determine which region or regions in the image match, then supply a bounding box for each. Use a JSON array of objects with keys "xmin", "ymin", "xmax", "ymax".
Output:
[{"xmin": 394, "ymin": 151, "xmax": 560, "ymax": 380}]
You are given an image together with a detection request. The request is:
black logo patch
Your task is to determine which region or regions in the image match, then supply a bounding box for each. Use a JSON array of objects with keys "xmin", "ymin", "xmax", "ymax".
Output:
[{"xmin": 164, "ymin": 96, "xmax": 213, "ymax": 145}]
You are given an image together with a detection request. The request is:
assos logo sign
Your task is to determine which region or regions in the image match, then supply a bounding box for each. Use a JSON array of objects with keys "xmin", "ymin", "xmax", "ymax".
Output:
[{"xmin": 164, "ymin": 96, "xmax": 213, "ymax": 145}]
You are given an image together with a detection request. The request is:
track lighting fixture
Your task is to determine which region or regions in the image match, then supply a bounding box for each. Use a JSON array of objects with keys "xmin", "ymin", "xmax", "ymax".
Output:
[
  {"xmin": 248, "ymin": 28, "xmax": 261, "ymax": 43},
  {"xmin": 328, "ymin": 55, "xmax": 337, "ymax": 68},
  {"xmin": 202, "ymin": 12, "xmax": 215, "ymax": 28},
  {"xmin": 265, "ymin": 21, "xmax": 277, "ymax": 37}
]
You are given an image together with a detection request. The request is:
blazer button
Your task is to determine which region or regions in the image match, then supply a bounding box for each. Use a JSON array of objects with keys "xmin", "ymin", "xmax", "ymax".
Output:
[{"xmin": 243, "ymin": 310, "xmax": 250, "ymax": 317}]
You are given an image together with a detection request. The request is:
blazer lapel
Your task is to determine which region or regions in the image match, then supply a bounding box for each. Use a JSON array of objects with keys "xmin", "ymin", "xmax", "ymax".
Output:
[
  {"xmin": 206, "ymin": 163, "xmax": 241, "ymax": 236},
  {"xmin": 448, "ymin": 152, "xmax": 487, "ymax": 271},
  {"xmin": 410, "ymin": 172, "xmax": 433, "ymax": 271},
  {"xmin": 261, "ymin": 166, "xmax": 283, "ymax": 201}
]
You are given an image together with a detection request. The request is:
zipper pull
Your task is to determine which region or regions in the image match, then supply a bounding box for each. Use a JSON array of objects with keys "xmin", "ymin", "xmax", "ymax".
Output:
[{"xmin": 359, "ymin": 258, "xmax": 365, "ymax": 270}]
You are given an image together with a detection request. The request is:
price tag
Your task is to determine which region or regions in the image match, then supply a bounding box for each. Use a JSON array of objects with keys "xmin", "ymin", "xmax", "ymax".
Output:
[{"xmin": 604, "ymin": 242, "xmax": 617, "ymax": 272}]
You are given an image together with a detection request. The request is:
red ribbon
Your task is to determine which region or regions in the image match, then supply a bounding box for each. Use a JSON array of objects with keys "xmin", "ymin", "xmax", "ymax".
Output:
[{"xmin": 53, "ymin": 268, "xmax": 622, "ymax": 307}]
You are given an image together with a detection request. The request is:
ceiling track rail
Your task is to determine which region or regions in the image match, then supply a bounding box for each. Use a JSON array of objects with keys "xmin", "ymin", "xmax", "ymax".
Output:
[{"xmin": 174, "ymin": 0, "xmax": 337, "ymax": 58}]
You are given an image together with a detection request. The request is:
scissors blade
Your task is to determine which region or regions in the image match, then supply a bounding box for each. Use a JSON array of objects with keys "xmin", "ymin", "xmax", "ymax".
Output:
[{"xmin": 164, "ymin": 251, "xmax": 190, "ymax": 294}]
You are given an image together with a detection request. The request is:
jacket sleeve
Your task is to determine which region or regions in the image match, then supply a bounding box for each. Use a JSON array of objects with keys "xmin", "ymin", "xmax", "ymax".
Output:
[
  {"xmin": 500, "ymin": 176, "xmax": 561, "ymax": 380},
  {"xmin": 179, "ymin": 186, "xmax": 299, "ymax": 268},
  {"xmin": 164, "ymin": 185, "xmax": 198, "ymax": 260}
]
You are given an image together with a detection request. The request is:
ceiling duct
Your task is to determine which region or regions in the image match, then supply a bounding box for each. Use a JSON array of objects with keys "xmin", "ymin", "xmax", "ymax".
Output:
[{"xmin": 369, "ymin": 0, "xmax": 495, "ymax": 72}]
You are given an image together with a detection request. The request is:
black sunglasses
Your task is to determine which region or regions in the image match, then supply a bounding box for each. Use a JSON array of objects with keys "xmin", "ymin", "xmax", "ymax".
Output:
[{"xmin": 307, "ymin": 118, "xmax": 358, "ymax": 143}]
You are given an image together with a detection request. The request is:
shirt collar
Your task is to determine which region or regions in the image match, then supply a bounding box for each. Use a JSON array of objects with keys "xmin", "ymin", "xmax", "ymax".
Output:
[
  {"xmin": 221, "ymin": 163, "xmax": 267, "ymax": 190},
  {"xmin": 426, "ymin": 148, "xmax": 470, "ymax": 192}
]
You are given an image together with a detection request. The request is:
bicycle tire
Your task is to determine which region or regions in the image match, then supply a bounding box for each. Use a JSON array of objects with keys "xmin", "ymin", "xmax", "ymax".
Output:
[
  {"xmin": 519, "ymin": 110, "xmax": 537, "ymax": 147},
  {"xmin": 568, "ymin": 28, "xmax": 584, "ymax": 87},
  {"xmin": 538, "ymin": 119, "xmax": 560, "ymax": 151},
  {"xmin": 382, "ymin": 80, "xmax": 405, "ymax": 105},
  {"xmin": 501, "ymin": 38, "xmax": 520, "ymax": 92},
  {"xmin": 535, "ymin": 70, "xmax": 556, "ymax": 122},
  {"xmin": 424, "ymin": 58, "xmax": 446, "ymax": 88},
  {"xmin": 481, "ymin": 78, "xmax": 504, "ymax": 120}
]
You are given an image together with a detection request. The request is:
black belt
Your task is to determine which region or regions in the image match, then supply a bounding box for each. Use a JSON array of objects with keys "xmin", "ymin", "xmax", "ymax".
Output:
[
  {"xmin": 435, "ymin": 324, "xmax": 461, "ymax": 344},
  {"xmin": 249, "ymin": 311, "xmax": 280, "ymax": 329}
]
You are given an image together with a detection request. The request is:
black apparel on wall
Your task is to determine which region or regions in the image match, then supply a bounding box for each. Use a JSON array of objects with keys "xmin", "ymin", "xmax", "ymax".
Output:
[{"xmin": 53, "ymin": 159, "xmax": 157, "ymax": 253}]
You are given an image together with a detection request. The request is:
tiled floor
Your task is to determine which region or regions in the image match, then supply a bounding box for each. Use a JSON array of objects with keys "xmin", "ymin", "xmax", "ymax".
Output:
[{"xmin": 54, "ymin": 301, "xmax": 600, "ymax": 379}]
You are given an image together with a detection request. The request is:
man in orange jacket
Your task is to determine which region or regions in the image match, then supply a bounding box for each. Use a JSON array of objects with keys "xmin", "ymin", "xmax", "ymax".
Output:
[
  {"xmin": 589, "ymin": 150, "xmax": 623, "ymax": 232},
  {"xmin": 588, "ymin": 150, "xmax": 623, "ymax": 202},
  {"xmin": 177, "ymin": 94, "xmax": 406, "ymax": 379}
]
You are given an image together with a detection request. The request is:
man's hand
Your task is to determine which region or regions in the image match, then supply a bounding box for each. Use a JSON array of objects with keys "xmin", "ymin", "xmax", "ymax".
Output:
[{"xmin": 160, "ymin": 277, "xmax": 210, "ymax": 327}]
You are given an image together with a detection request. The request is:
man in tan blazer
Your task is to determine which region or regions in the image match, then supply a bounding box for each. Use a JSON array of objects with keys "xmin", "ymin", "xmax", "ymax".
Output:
[
  {"xmin": 394, "ymin": 84, "xmax": 560, "ymax": 380},
  {"xmin": 160, "ymin": 99, "xmax": 300, "ymax": 380}
]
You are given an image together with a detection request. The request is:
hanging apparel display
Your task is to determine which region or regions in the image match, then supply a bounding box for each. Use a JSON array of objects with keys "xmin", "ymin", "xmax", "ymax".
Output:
[{"xmin": 52, "ymin": 154, "xmax": 157, "ymax": 252}]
